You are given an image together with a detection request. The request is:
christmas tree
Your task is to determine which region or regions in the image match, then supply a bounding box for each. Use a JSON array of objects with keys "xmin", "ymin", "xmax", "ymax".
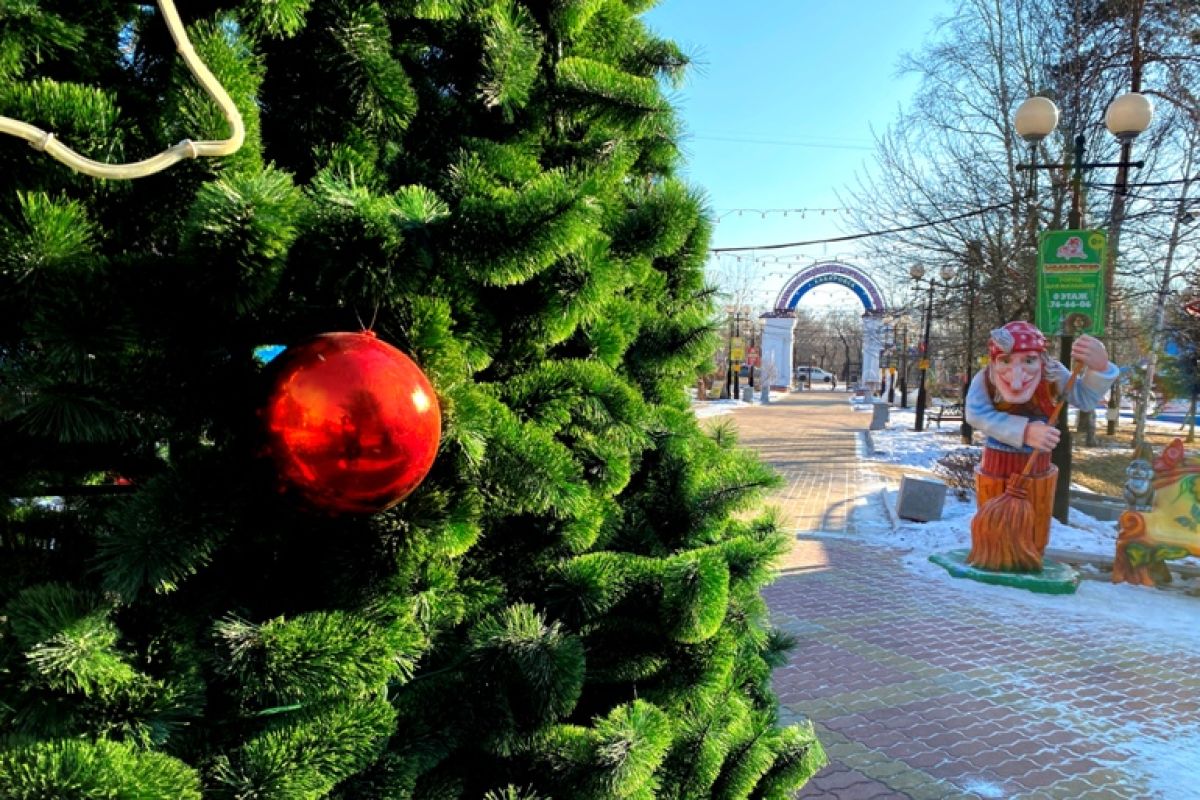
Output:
[{"xmin": 0, "ymin": 2, "xmax": 824, "ymax": 797}]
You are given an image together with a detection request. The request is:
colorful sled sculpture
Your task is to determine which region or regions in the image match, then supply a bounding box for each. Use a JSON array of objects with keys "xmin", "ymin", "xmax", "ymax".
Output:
[{"xmin": 1113, "ymin": 439, "xmax": 1200, "ymax": 586}]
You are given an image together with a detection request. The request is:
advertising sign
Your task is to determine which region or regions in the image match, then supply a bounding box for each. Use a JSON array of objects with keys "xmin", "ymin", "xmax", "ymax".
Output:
[{"xmin": 1037, "ymin": 229, "xmax": 1107, "ymax": 336}]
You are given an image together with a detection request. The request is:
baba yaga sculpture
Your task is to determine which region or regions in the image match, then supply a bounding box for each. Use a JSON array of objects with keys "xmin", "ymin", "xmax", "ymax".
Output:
[{"xmin": 965, "ymin": 322, "xmax": 1118, "ymax": 572}]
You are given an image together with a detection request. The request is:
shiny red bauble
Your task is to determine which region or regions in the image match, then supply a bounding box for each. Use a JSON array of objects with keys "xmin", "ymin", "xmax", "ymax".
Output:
[{"xmin": 262, "ymin": 331, "xmax": 441, "ymax": 513}]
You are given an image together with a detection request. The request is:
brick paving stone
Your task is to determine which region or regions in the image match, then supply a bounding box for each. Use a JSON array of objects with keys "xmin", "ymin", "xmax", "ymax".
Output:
[
  {"xmin": 1012, "ymin": 767, "xmax": 1072, "ymax": 791},
  {"xmin": 841, "ymin": 748, "xmax": 895, "ymax": 773},
  {"xmin": 831, "ymin": 780, "xmax": 909, "ymax": 800},
  {"xmin": 713, "ymin": 392, "xmax": 1200, "ymax": 800},
  {"xmin": 903, "ymin": 786, "xmax": 968, "ymax": 800},
  {"xmin": 1075, "ymin": 766, "xmax": 1149, "ymax": 793},
  {"xmin": 904, "ymin": 750, "xmax": 949, "ymax": 769},
  {"xmin": 1037, "ymin": 776, "xmax": 1107, "ymax": 796},
  {"xmin": 918, "ymin": 731, "xmax": 961, "ymax": 750},
  {"xmin": 945, "ymin": 740, "xmax": 990, "ymax": 760},
  {"xmin": 922, "ymin": 756, "xmax": 978, "ymax": 781},
  {"xmin": 1001, "ymin": 739, "xmax": 1051, "ymax": 759},
  {"xmin": 811, "ymin": 765, "xmax": 873, "ymax": 792}
]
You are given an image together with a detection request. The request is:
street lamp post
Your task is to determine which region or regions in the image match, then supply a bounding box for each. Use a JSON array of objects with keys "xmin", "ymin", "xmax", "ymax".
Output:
[
  {"xmin": 733, "ymin": 310, "xmax": 742, "ymax": 399},
  {"xmin": 722, "ymin": 313, "xmax": 733, "ymax": 399},
  {"xmin": 746, "ymin": 321, "xmax": 755, "ymax": 390},
  {"xmin": 960, "ymin": 241, "xmax": 982, "ymax": 443},
  {"xmin": 911, "ymin": 264, "xmax": 954, "ymax": 431},
  {"xmin": 1014, "ymin": 92, "xmax": 1153, "ymax": 520},
  {"xmin": 723, "ymin": 308, "xmax": 747, "ymax": 400}
]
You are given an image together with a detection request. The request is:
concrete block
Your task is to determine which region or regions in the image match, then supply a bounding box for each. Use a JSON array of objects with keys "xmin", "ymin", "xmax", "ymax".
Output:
[
  {"xmin": 897, "ymin": 475, "xmax": 947, "ymax": 522},
  {"xmin": 869, "ymin": 400, "xmax": 889, "ymax": 430},
  {"xmin": 1069, "ymin": 489, "xmax": 1123, "ymax": 522}
]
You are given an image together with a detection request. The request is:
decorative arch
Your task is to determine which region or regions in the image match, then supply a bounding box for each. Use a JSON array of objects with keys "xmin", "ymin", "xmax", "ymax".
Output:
[
  {"xmin": 760, "ymin": 261, "xmax": 889, "ymax": 391},
  {"xmin": 774, "ymin": 261, "xmax": 885, "ymax": 313}
]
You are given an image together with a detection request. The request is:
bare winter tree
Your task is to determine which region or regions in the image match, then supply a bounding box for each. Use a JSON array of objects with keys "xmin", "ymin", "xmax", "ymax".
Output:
[
  {"xmin": 827, "ymin": 309, "xmax": 866, "ymax": 384},
  {"xmin": 842, "ymin": 0, "xmax": 1069, "ymax": 331},
  {"xmin": 1121, "ymin": 99, "xmax": 1200, "ymax": 451},
  {"xmin": 841, "ymin": 0, "xmax": 1200, "ymax": 443}
]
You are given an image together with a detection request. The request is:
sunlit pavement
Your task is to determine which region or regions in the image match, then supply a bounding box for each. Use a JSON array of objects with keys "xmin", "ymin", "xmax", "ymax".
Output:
[{"xmin": 718, "ymin": 390, "xmax": 1200, "ymax": 800}]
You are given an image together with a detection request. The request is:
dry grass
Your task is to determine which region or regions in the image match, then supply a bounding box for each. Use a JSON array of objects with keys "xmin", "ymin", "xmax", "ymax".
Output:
[{"xmin": 1070, "ymin": 424, "xmax": 1197, "ymax": 496}]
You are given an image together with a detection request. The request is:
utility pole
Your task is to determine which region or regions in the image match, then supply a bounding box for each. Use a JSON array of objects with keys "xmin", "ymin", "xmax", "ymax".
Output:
[
  {"xmin": 747, "ymin": 322, "xmax": 756, "ymax": 389},
  {"xmin": 961, "ymin": 240, "xmax": 981, "ymax": 443},
  {"xmin": 1105, "ymin": 2, "xmax": 1145, "ymax": 437},
  {"xmin": 722, "ymin": 312, "xmax": 734, "ymax": 399},
  {"xmin": 915, "ymin": 281, "xmax": 935, "ymax": 431},
  {"xmin": 732, "ymin": 310, "xmax": 742, "ymax": 399},
  {"xmin": 1016, "ymin": 88, "xmax": 1152, "ymax": 521},
  {"xmin": 1049, "ymin": 134, "xmax": 1088, "ymax": 523}
]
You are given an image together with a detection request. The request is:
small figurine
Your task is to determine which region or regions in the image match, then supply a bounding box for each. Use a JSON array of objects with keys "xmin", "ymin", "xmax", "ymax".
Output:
[
  {"xmin": 1123, "ymin": 458, "xmax": 1155, "ymax": 512},
  {"xmin": 964, "ymin": 321, "xmax": 1119, "ymax": 570}
]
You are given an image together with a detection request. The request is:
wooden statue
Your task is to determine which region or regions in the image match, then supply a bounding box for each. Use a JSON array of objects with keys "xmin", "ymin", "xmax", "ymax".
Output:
[{"xmin": 964, "ymin": 322, "xmax": 1118, "ymax": 571}]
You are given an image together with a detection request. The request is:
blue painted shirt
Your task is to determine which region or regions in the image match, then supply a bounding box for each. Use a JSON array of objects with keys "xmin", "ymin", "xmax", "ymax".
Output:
[{"xmin": 964, "ymin": 360, "xmax": 1119, "ymax": 452}]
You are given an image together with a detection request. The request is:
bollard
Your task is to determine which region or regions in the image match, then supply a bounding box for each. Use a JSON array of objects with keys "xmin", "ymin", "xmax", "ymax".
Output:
[{"xmin": 869, "ymin": 400, "xmax": 889, "ymax": 430}]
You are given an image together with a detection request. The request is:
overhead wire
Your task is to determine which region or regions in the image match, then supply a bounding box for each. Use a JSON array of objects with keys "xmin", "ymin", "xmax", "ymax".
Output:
[
  {"xmin": 708, "ymin": 201, "xmax": 1014, "ymax": 252},
  {"xmin": 1091, "ymin": 175, "xmax": 1199, "ymax": 188},
  {"xmin": 690, "ymin": 134, "xmax": 873, "ymax": 151}
]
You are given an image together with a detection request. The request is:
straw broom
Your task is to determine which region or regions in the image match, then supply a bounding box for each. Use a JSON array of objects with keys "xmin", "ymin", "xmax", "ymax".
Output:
[{"xmin": 968, "ymin": 362, "xmax": 1084, "ymax": 572}]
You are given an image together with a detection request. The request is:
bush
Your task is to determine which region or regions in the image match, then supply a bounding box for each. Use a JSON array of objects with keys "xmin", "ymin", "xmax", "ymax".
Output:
[{"xmin": 934, "ymin": 448, "xmax": 981, "ymax": 501}]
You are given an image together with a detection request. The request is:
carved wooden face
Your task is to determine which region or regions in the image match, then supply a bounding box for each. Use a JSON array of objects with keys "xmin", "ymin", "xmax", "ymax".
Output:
[{"xmin": 992, "ymin": 351, "xmax": 1042, "ymax": 404}]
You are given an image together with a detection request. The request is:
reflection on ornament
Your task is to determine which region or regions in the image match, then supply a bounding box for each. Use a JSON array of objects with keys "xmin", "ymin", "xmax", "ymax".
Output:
[
  {"xmin": 262, "ymin": 331, "xmax": 441, "ymax": 513},
  {"xmin": 253, "ymin": 344, "xmax": 287, "ymax": 365}
]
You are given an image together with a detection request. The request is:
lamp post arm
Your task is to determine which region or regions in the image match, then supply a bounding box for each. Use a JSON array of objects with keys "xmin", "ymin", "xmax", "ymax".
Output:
[
  {"xmin": 1017, "ymin": 160, "xmax": 1145, "ymax": 172},
  {"xmin": 1068, "ymin": 134, "xmax": 1088, "ymax": 228},
  {"xmin": 914, "ymin": 279, "xmax": 937, "ymax": 432}
]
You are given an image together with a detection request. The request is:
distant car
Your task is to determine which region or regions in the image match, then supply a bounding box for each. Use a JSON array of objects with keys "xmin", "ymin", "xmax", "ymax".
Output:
[{"xmin": 795, "ymin": 366, "xmax": 834, "ymax": 383}]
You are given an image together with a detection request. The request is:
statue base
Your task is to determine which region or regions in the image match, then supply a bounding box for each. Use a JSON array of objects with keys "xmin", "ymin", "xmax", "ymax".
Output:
[{"xmin": 930, "ymin": 549, "xmax": 1080, "ymax": 595}]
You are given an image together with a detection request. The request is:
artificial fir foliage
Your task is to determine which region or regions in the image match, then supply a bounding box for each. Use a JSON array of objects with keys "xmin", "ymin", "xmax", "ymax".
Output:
[{"xmin": 0, "ymin": 1, "xmax": 825, "ymax": 797}]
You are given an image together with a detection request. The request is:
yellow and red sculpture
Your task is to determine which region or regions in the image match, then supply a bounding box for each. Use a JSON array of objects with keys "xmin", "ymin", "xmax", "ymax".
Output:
[{"xmin": 1113, "ymin": 439, "xmax": 1200, "ymax": 586}]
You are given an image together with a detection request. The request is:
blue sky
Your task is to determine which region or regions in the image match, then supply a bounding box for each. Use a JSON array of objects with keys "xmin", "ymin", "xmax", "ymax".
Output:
[{"xmin": 642, "ymin": 0, "xmax": 955, "ymax": 311}]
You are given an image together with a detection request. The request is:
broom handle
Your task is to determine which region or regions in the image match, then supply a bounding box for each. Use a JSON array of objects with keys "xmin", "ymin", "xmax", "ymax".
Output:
[{"xmin": 1016, "ymin": 361, "xmax": 1085, "ymax": 481}]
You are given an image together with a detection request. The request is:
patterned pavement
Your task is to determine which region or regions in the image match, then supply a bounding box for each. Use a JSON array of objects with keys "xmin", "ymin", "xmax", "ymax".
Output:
[{"xmin": 716, "ymin": 389, "xmax": 1200, "ymax": 800}]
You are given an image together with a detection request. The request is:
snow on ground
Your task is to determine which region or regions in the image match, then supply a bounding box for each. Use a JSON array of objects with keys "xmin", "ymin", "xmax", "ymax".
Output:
[
  {"xmin": 691, "ymin": 398, "xmax": 749, "ymax": 419},
  {"xmin": 689, "ymin": 392, "xmax": 1200, "ymax": 647},
  {"xmin": 856, "ymin": 402, "xmax": 1200, "ymax": 647},
  {"xmin": 689, "ymin": 391, "xmax": 792, "ymax": 419}
]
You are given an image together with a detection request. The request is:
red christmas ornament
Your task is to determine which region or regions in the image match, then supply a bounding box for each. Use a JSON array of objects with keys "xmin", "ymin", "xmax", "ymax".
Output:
[{"xmin": 262, "ymin": 331, "xmax": 441, "ymax": 513}]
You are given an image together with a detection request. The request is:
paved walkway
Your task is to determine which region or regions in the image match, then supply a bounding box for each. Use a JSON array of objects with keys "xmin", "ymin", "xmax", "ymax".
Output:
[{"xmin": 714, "ymin": 390, "xmax": 1200, "ymax": 800}]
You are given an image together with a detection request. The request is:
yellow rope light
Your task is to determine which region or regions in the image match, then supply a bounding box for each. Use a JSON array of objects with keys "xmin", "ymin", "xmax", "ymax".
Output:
[{"xmin": 0, "ymin": 0, "xmax": 244, "ymax": 180}]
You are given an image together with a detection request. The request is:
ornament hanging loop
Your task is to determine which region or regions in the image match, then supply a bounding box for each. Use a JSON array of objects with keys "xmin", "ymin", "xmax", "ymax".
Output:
[{"xmin": 0, "ymin": 0, "xmax": 244, "ymax": 180}]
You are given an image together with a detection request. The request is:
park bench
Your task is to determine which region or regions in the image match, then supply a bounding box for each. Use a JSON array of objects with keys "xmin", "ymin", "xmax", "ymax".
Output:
[
  {"xmin": 1112, "ymin": 438, "xmax": 1200, "ymax": 586},
  {"xmin": 930, "ymin": 402, "xmax": 965, "ymax": 427}
]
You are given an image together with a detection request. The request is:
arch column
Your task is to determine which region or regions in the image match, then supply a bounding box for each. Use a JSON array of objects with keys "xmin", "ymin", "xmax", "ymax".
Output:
[
  {"xmin": 760, "ymin": 312, "xmax": 796, "ymax": 390},
  {"xmin": 862, "ymin": 311, "xmax": 886, "ymax": 394}
]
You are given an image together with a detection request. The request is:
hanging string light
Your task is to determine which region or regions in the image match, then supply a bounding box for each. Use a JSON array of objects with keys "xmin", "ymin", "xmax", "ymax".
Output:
[
  {"xmin": 0, "ymin": 0, "xmax": 244, "ymax": 179},
  {"xmin": 715, "ymin": 206, "xmax": 849, "ymax": 221}
]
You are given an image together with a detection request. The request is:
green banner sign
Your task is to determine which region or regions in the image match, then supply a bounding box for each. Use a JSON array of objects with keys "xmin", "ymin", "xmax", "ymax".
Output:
[{"xmin": 1037, "ymin": 229, "xmax": 1107, "ymax": 336}]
